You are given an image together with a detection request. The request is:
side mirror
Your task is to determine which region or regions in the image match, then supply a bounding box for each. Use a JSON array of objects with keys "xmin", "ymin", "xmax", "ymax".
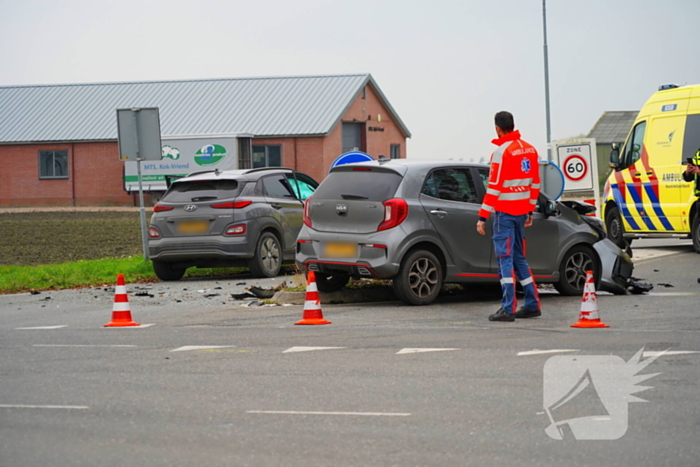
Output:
[
  {"xmin": 609, "ymin": 143, "xmax": 620, "ymax": 169},
  {"xmin": 543, "ymin": 199, "xmax": 557, "ymax": 218}
]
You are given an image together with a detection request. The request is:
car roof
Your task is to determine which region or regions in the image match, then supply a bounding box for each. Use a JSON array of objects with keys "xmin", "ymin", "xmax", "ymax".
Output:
[
  {"xmin": 173, "ymin": 167, "xmax": 295, "ymax": 183},
  {"xmin": 330, "ymin": 159, "xmax": 489, "ymax": 173}
]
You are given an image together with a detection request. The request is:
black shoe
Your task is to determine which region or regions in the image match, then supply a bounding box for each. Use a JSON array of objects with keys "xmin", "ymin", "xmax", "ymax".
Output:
[
  {"xmin": 489, "ymin": 309, "xmax": 515, "ymax": 322},
  {"xmin": 514, "ymin": 307, "xmax": 541, "ymax": 319}
]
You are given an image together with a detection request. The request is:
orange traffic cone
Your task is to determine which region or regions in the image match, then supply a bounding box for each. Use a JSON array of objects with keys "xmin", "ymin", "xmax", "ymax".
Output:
[
  {"xmin": 294, "ymin": 271, "xmax": 331, "ymax": 325},
  {"xmin": 571, "ymin": 270, "xmax": 609, "ymax": 328},
  {"xmin": 104, "ymin": 274, "xmax": 140, "ymax": 327}
]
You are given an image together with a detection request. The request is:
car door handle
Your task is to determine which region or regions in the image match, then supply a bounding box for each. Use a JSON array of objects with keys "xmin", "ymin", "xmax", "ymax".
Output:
[
  {"xmin": 430, "ymin": 209, "xmax": 448, "ymax": 218},
  {"xmin": 271, "ymin": 203, "xmax": 282, "ymax": 209},
  {"xmin": 634, "ymin": 173, "xmax": 642, "ymax": 177}
]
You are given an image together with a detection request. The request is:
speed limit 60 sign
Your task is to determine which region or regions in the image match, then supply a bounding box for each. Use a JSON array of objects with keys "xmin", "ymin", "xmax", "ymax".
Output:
[{"xmin": 557, "ymin": 143, "xmax": 594, "ymax": 191}]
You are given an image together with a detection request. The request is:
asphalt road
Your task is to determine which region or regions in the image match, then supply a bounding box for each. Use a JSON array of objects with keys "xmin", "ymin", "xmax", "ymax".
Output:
[{"xmin": 0, "ymin": 239, "xmax": 698, "ymax": 467}]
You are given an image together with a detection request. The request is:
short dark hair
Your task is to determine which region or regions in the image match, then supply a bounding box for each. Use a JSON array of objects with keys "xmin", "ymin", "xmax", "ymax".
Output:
[{"xmin": 494, "ymin": 111, "xmax": 515, "ymax": 133}]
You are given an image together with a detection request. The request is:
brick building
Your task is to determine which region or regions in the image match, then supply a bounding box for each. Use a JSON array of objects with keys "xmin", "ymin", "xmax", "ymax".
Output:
[{"xmin": 0, "ymin": 74, "xmax": 410, "ymax": 206}]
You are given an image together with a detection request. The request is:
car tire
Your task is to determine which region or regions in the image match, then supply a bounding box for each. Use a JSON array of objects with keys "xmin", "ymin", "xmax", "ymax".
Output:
[
  {"xmin": 605, "ymin": 206, "xmax": 631, "ymax": 248},
  {"xmin": 392, "ymin": 249, "xmax": 443, "ymax": 306},
  {"xmin": 152, "ymin": 261, "xmax": 186, "ymax": 281},
  {"xmin": 692, "ymin": 211, "xmax": 700, "ymax": 254},
  {"xmin": 554, "ymin": 245, "xmax": 600, "ymax": 296},
  {"xmin": 248, "ymin": 232, "xmax": 282, "ymax": 278},
  {"xmin": 315, "ymin": 272, "xmax": 350, "ymax": 293}
]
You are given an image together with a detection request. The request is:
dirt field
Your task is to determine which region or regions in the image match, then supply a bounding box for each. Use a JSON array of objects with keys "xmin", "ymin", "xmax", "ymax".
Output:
[{"xmin": 0, "ymin": 209, "xmax": 149, "ymax": 266}]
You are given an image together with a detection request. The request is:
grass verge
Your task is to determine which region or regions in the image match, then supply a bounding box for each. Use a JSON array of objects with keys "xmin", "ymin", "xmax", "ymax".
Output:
[{"xmin": 0, "ymin": 257, "xmax": 247, "ymax": 295}]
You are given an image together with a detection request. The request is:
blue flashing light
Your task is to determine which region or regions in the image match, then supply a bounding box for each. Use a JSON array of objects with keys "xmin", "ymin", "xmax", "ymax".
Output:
[{"xmin": 659, "ymin": 84, "xmax": 679, "ymax": 91}]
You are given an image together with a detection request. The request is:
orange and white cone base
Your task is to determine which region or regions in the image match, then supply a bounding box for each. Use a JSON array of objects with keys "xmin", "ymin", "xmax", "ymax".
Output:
[
  {"xmin": 104, "ymin": 274, "xmax": 140, "ymax": 327},
  {"xmin": 571, "ymin": 270, "xmax": 609, "ymax": 328},
  {"xmin": 295, "ymin": 271, "xmax": 331, "ymax": 325}
]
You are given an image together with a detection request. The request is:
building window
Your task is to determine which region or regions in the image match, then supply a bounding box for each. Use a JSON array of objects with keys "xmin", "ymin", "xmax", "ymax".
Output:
[
  {"xmin": 252, "ymin": 145, "xmax": 282, "ymax": 168},
  {"xmin": 39, "ymin": 150, "xmax": 69, "ymax": 179},
  {"xmin": 390, "ymin": 144, "xmax": 401, "ymax": 159}
]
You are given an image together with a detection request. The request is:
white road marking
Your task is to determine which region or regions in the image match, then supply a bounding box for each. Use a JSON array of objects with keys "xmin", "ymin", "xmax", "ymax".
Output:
[
  {"xmin": 15, "ymin": 325, "xmax": 68, "ymax": 330},
  {"xmin": 103, "ymin": 323, "xmax": 155, "ymax": 329},
  {"xmin": 643, "ymin": 351, "xmax": 699, "ymax": 357},
  {"xmin": 0, "ymin": 404, "xmax": 88, "ymax": 410},
  {"xmin": 517, "ymin": 349, "xmax": 579, "ymax": 356},
  {"xmin": 396, "ymin": 348, "xmax": 459, "ymax": 355},
  {"xmin": 247, "ymin": 410, "xmax": 410, "ymax": 417},
  {"xmin": 171, "ymin": 345, "xmax": 236, "ymax": 352},
  {"xmin": 33, "ymin": 345, "xmax": 136, "ymax": 348},
  {"xmin": 283, "ymin": 346, "xmax": 346, "ymax": 353}
]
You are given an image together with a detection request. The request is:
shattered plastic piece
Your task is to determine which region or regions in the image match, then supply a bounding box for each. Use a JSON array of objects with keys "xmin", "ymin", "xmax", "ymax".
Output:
[
  {"xmin": 249, "ymin": 286, "xmax": 276, "ymax": 299},
  {"xmin": 231, "ymin": 292, "xmax": 255, "ymax": 300},
  {"xmin": 134, "ymin": 292, "xmax": 154, "ymax": 297},
  {"xmin": 30, "ymin": 291, "xmax": 41, "ymax": 295},
  {"xmin": 214, "ymin": 287, "xmax": 222, "ymax": 290},
  {"xmin": 247, "ymin": 300, "xmax": 263, "ymax": 307},
  {"xmin": 628, "ymin": 281, "xmax": 654, "ymax": 295},
  {"xmin": 203, "ymin": 293, "xmax": 221, "ymax": 298},
  {"xmin": 657, "ymin": 283, "xmax": 674, "ymax": 288}
]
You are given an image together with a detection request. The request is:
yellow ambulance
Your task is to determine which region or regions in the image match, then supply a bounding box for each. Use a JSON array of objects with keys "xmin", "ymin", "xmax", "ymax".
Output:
[{"xmin": 602, "ymin": 83, "xmax": 700, "ymax": 253}]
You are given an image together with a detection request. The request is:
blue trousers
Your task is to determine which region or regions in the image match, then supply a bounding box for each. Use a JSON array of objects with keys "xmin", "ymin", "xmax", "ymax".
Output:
[{"xmin": 492, "ymin": 212, "xmax": 540, "ymax": 314}]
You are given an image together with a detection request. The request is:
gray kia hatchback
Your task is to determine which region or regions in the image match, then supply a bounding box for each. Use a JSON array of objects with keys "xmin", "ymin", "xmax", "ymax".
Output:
[
  {"xmin": 148, "ymin": 167, "xmax": 317, "ymax": 280},
  {"xmin": 296, "ymin": 159, "xmax": 634, "ymax": 305}
]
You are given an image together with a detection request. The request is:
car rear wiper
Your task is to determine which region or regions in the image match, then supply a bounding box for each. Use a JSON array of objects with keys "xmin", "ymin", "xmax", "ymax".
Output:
[
  {"xmin": 191, "ymin": 196, "xmax": 217, "ymax": 202},
  {"xmin": 340, "ymin": 194, "xmax": 368, "ymax": 200}
]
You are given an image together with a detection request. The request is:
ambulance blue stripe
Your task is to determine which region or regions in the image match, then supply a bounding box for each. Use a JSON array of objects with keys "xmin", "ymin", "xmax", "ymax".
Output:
[
  {"xmin": 625, "ymin": 183, "xmax": 657, "ymax": 230},
  {"xmin": 642, "ymin": 183, "xmax": 674, "ymax": 231},
  {"xmin": 611, "ymin": 184, "xmax": 640, "ymax": 230}
]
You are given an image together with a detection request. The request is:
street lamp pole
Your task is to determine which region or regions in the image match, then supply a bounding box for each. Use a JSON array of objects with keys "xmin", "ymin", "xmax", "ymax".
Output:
[{"xmin": 542, "ymin": 0, "xmax": 552, "ymax": 161}]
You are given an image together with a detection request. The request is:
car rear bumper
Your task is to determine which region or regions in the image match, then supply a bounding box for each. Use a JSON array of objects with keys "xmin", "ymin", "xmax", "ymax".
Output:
[
  {"xmin": 148, "ymin": 235, "xmax": 254, "ymax": 261},
  {"xmin": 295, "ymin": 227, "xmax": 401, "ymax": 278}
]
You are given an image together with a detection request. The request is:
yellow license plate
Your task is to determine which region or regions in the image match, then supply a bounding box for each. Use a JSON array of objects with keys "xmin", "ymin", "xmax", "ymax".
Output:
[
  {"xmin": 177, "ymin": 220, "xmax": 209, "ymax": 234},
  {"xmin": 323, "ymin": 242, "xmax": 357, "ymax": 258}
]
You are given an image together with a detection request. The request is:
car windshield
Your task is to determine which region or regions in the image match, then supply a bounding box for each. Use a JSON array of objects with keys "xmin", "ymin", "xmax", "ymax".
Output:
[
  {"xmin": 162, "ymin": 179, "xmax": 240, "ymax": 202},
  {"xmin": 313, "ymin": 169, "xmax": 402, "ymax": 201}
]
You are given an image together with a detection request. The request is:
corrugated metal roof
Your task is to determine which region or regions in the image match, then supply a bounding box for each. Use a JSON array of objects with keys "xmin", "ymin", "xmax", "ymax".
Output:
[
  {"xmin": 0, "ymin": 74, "xmax": 410, "ymax": 143},
  {"xmin": 587, "ymin": 111, "xmax": 638, "ymax": 144}
]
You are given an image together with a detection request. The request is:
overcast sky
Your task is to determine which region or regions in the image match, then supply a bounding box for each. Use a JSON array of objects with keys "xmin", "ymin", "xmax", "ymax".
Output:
[{"xmin": 2, "ymin": 0, "xmax": 699, "ymax": 162}]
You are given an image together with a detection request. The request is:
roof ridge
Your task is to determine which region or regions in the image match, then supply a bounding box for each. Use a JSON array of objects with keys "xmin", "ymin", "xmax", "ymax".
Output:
[{"xmin": 0, "ymin": 73, "xmax": 371, "ymax": 90}]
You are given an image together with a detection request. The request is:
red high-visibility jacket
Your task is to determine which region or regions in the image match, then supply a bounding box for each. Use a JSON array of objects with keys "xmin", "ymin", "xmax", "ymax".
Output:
[{"xmin": 478, "ymin": 130, "xmax": 541, "ymax": 220}]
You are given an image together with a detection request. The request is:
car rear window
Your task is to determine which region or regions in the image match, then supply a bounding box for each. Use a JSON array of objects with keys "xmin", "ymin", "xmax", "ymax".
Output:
[
  {"xmin": 312, "ymin": 170, "xmax": 402, "ymax": 201},
  {"xmin": 162, "ymin": 179, "xmax": 240, "ymax": 202}
]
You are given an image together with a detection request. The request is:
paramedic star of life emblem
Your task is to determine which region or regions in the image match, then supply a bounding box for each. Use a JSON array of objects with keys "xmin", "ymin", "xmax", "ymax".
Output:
[
  {"xmin": 542, "ymin": 348, "xmax": 666, "ymax": 440},
  {"xmin": 521, "ymin": 158, "xmax": 531, "ymax": 173}
]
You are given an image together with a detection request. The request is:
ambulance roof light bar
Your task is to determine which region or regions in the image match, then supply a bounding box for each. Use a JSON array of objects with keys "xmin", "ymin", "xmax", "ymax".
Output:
[{"xmin": 659, "ymin": 84, "xmax": 679, "ymax": 91}]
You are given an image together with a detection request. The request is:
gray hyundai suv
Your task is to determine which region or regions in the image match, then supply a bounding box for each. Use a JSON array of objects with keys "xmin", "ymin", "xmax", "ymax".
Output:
[
  {"xmin": 296, "ymin": 159, "xmax": 634, "ymax": 305},
  {"xmin": 148, "ymin": 167, "xmax": 317, "ymax": 280}
]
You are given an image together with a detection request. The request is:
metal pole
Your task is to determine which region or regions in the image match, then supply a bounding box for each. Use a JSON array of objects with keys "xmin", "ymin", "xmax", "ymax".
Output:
[
  {"xmin": 132, "ymin": 110, "xmax": 150, "ymax": 261},
  {"xmin": 543, "ymin": 0, "xmax": 552, "ymax": 162},
  {"xmin": 136, "ymin": 159, "xmax": 149, "ymax": 261}
]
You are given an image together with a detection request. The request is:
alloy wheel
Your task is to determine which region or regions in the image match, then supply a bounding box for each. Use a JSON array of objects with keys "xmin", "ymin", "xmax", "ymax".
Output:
[
  {"xmin": 563, "ymin": 251, "xmax": 594, "ymax": 291},
  {"xmin": 407, "ymin": 257, "xmax": 439, "ymax": 299}
]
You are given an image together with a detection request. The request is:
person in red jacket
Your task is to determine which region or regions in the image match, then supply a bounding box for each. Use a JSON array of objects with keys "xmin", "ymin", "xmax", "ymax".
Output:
[{"xmin": 476, "ymin": 111, "xmax": 541, "ymax": 322}]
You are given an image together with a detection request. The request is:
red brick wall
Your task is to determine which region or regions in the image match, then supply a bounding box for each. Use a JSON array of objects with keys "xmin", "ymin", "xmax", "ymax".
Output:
[
  {"xmin": 338, "ymin": 84, "xmax": 407, "ymax": 160},
  {"xmin": 0, "ymin": 142, "xmax": 133, "ymax": 206}
]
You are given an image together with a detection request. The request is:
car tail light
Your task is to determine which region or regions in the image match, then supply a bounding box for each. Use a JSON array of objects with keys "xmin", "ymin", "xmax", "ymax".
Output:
[
  {"xmin": 148, "ymin": 227, "xmax": 161, "ymax": 239},
  {"xmin": 378, "ymin": 198, "xmax": 408, "ymax": 231},
  {"xmin": 303, "ymin": 197, "xmax": 312, "ymax": 227},
  {"xmin": 153, "ymin": 205, "xmax": 173, "ymax": 212},
  {"xmin": 363, "ymin": 243, "xmax": 387, "ymax": 249},
  {"xmin": 224, "ymin": 224, "xmax": 246, "ymax": 235},
  {"xmin": 211, "ymin": 200, "xmax": 252, "ymax": 209}
]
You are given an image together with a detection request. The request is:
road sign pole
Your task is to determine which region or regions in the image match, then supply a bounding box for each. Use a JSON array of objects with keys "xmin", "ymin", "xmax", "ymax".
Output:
[{"xmin": 136, "ymin": 159, "xmax": 149, "ymax": 261}]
